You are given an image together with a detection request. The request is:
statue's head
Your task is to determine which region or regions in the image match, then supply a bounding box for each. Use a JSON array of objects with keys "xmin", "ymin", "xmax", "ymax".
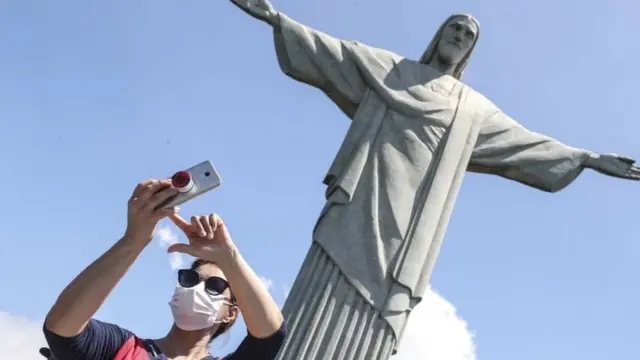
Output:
[{"xmin": 419, "ymin": 14, "xmax": 480, "ymax": 80}]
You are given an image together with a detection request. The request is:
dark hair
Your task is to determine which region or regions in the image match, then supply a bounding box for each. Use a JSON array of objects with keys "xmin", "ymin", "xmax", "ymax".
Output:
[{"xmin": 190, "ymin": 259, "xmax": 238, "ymax": 342}]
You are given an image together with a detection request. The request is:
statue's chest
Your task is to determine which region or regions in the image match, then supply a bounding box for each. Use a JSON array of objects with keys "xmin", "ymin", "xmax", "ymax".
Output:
[{"xmin": 401, "ymin": 80, "xmax": 463, "ymax": 129}]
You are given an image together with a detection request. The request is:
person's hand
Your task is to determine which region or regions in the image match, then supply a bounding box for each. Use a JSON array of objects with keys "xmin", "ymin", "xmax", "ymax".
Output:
[
  {"xmin": 230, "ymin": 0, "xmax": 278, "ymax": 26},
  {"xmin": 586, "ymin": 153, "xmax": 640, "ymax": 180},
  {"xmin": 125, "ymin": 179, "xmax": 179, "ymax": 244},
  {"xmin": 167, "ymin": 213, "xmax": 238, "ymax": 268}
]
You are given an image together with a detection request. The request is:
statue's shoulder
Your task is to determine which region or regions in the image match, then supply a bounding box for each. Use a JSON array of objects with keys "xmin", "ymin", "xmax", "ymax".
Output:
[
  {"xmin": 460, "ymin": 83, "xmax": 489, "ymax": 106},
  {"xmin": 351, "ymin": 41, "xmax": 405, "ymax": 65},
  {"xmin": 460, "ymin": 84, "xmax": 501, "ymax": 119}
]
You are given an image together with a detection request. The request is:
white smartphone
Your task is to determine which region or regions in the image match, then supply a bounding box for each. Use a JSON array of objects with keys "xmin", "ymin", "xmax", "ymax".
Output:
[{"xmin": 159, "ymin": 160, "xmax": 222, "ymax": 210}]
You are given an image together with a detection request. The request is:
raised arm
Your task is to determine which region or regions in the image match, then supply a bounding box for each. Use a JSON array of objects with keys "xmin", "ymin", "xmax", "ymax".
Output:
[
  {"xmin": 469, "ymin": 111, "xmax": 639, "ymax": 192},
  {"xmin": 229, "ymin": 0, "xmax": 367, "ymax": 118},
  {"xmin": 45, "ymin": 180, "xmax": 177, "ymax": 336},
  {"xmin": 167, "ymin": 213, "xmax": 284, "ymax": 340}
]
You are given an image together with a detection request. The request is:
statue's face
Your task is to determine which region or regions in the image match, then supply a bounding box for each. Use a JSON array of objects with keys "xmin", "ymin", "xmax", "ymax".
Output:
[{"xmin": 436, "ymin": 16, "xmax": 478, "ymax": 66}]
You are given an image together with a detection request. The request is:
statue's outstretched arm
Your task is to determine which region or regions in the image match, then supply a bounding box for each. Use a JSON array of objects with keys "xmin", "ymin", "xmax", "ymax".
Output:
[
  {"xmin": 230, "ymin": 0, "xmax": 280, "ymax": 27},
  {"xmin": 229, "ymin": 0, "xmax": 367, "ymax": 118},
  {"xmin": 468, "ymin": 111, "xmax": 592, "ymax": 192},
  {"xmin": 469, "ymin": 110, "xmax": 639, "ymax": 191}
]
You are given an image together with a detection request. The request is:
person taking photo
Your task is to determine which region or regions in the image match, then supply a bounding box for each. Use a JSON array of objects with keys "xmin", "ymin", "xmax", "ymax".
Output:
[{"xmin": 43, "ymin": 179, "xmax": 286, "ymax": 360}]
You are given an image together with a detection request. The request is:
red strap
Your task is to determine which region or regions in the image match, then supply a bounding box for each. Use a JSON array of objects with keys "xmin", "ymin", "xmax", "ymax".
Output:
[{"xmin": 113, "ymin": 336, "xmax": 149, "ymax": 360}]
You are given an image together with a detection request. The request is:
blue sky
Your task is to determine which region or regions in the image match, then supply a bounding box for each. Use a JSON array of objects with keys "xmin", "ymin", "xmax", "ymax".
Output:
[{"xmin": 1, "ymin": 0, "xmax": 639, "ymax": 359}]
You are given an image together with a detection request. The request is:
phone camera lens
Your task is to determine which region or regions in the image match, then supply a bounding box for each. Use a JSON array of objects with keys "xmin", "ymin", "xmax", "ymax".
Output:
[
  {"xmin": 204, "ymin": 172, "xmax": 211, "ymax": 177},
  {"xmin": 172, "ymin": 171, "xmax": 192, "ymax": 189}
]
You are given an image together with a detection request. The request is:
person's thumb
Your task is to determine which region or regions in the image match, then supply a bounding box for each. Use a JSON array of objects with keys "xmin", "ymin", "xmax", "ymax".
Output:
[{"xmin": 167, "ymin": 243, "xmax": 202, "ymax": 258}]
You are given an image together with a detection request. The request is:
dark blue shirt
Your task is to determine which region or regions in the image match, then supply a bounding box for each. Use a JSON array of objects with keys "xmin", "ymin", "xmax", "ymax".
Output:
[{"xmin": 44, "ymin": 319, "xmax": 286, "ymax": 360}]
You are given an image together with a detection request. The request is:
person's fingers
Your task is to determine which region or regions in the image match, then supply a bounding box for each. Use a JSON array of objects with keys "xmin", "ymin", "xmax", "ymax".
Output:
[
  {"xmin": 154, "ymin": 206, "xmax": 179, "ymax": 221},
  {"xmin": 167, "ymin": 243, "xmax": 203, "ymax": 258},
  {"xmin": 137, "ymin": 180, "xmax": 160, "ymax": 203},
  {"xmin": 212, "ymin": 213, "xmax": 230, "ymax": 237},
  {"xmin": 201, "ymin": 215, "xmax": 214, "ymax": 239},
  {"xmin": 209, "ymin": 213, "xmax": 219, "ymax": 233},
  {"xmin": 191, "ymin": 216, "xmax": 206, "ymax": 238},
  {"xmin": 139, "ymin": 180, "xmax": 172, "ymax": 203},
  {"xmin": 210, "ymin": 213, "xmax": 233, "ymax": 242},
  {"xmin": 129, "ymin": 179, "xmax": 154, "ymax": 201},
  {"xmin": 147, "ymin": 187, "xmax": 178, "ymax": 211},
  {"xmin": 168, "ymin": 213, "xmax": 190, "ymax": 231}
]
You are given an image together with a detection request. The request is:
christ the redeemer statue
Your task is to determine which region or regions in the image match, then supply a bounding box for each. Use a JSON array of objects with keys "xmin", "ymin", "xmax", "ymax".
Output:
[{"xmin": 227, "ymin": 1, "xmax": 640, "ymax": 359}]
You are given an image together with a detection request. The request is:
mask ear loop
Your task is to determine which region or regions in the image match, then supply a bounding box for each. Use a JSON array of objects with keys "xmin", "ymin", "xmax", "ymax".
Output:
[
  {"xmin": 206, "ymin": 298, "xmax": 237, "ymax": 326},
  {"xmin": 217, "ymin": 300, "xmax": 238, "ymax": 325}
]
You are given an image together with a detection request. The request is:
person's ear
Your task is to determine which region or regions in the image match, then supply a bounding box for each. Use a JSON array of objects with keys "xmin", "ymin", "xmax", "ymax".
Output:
[{"xmin": 222, "ymin": 304, "xmax": 239, "ymax": 323}]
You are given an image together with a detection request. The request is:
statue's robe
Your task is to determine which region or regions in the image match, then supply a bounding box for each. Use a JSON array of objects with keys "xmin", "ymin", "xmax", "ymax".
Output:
[{"xmin": 272, "ymin": 14, "xmax": 590, "ymax": 360}]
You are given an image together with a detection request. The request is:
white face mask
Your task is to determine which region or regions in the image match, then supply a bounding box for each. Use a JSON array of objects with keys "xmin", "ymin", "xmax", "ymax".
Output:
[{"xmin": 169, "ymin": 282, "xmax": 229, "ymax": 331}]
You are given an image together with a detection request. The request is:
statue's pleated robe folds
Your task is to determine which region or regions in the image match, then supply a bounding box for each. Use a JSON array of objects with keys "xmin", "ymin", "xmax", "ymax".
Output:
[{"xmin": 272, "ymin": 14, "xmax": 590, "ymax": 360}]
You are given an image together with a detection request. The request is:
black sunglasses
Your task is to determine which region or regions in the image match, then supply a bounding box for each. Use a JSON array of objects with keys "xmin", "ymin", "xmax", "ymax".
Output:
[{"xmin": 178, "ymin": 269, "xmax": 230, "ymax": 296}]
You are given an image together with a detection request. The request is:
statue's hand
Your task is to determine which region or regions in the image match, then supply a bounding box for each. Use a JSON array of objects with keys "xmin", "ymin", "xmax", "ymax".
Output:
[
  {"xmin": 230, "ymin": 0, "xmax": 278, "ymax": 26},
  {"xmin": 586, "ymin": 153, "xmax": 640, "ymax": 180}
]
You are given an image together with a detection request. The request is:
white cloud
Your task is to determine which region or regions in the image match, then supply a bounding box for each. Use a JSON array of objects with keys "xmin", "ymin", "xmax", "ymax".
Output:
[
  {"xmin": 255, "ymin": 278, "xmax": 475, "ymax": 359},
  {"xmin": 263, "ymin": 280, "xmax": 475, "ymax": 359},
  {"xmin": 259, "ymin": 276, "xmax": 273, "ymax": 292},
  {"xmin": 0, "ymin": 312, "xmax": 48, "ymax": 360},
  {"xmin": 167, "ymin": 252, "xmax": 185, "ymax": 271},
  {"xmin": 154, "ymin": 225, "xmax": 185, "ymax": 270},
  {"xmin": 394, "ymin": 287, "xmax": 476, "ymax": 360}
]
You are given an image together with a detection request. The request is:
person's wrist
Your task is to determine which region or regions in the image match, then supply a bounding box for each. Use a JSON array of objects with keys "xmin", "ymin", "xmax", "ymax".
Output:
[
  {"xmin": 123, "ymin": 225, "xmax": 154, "ymax": 247},
  {"xmin": 217, "ymin": 245, "xmax": 243, "ymax": 273}
]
